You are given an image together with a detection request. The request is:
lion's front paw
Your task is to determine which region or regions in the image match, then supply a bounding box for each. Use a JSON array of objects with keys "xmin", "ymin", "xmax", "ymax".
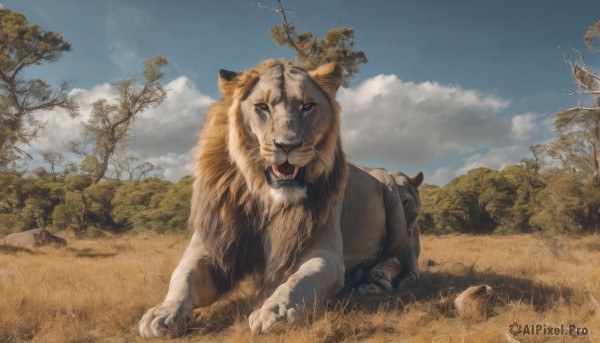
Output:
[
  {"xmin": 370, "ymin": 269, "xmax": 394, "ymax": 291},
  {"xmin": 358, "ymin": 282, "xmax": 384, "ymax": 295},
  {"xmin": 138, "ymin": 301, "xmax": 193, "ymax": 338},
  {"xmin": 358, "ymin": 268, "xmax": 393, "ymax": 295},
  {"xmin": 249, "ymin": 301, "xmax": 298, "ymax": 333}
]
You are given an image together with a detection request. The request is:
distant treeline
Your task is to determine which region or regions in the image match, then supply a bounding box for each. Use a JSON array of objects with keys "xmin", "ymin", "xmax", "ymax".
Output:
[
  {"xmin": 418, "ymin": 165, "xmax": 599, "ymax": 235},
  {"xmin": 1, "ymin": 160, "xmax": 598, "ymax": 237},
  {"xmin": 0, "ymin": 171, "xmax": 192, "ymax": 237}
]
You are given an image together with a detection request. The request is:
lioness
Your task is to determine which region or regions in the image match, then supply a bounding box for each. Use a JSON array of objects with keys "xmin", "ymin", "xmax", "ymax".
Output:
[
  {"xmin": 139, "ymin": 61, "xmax": 416, "ymax": 337},
  {"xmin": 354, "ymin": 167, "xmax": 423, "ymax": 294}
]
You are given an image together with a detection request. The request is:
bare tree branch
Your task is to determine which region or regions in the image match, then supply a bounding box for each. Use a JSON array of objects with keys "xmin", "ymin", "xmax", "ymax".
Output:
[
  {"xmin": 74, "ymin": 56, "xmax": 168, "ymax": 183},
  {"xmin": 252, "ymin": 0, "xmax": 318, "ymax": 68},
  {"xmin": 274, "ymin": 0, "xmax": 318, "ymax": 68}
]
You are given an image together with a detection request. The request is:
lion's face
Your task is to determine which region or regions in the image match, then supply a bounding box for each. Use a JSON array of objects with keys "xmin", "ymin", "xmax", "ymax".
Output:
[{"xmin": 221, "ymin": 61, "xmax": 343, "ymax": 205}]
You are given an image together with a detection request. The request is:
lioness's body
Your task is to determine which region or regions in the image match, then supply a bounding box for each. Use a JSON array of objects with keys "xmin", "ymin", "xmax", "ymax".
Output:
[
  {"xmin": 139, "ymin": 61, "xmax": 417, "ymax": 338},
  {"xmin": 356, "ymin": 166, "xmax": 423, "ymax": 293},
  {"xmin": 342, "ymin": 164, "xmax": 407, "ymax": 271}
]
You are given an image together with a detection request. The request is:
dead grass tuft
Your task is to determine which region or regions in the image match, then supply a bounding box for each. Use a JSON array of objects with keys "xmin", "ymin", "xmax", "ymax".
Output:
[{"xmin": 0, "ymin": 244, "xmax": 37, "ymax": 255}]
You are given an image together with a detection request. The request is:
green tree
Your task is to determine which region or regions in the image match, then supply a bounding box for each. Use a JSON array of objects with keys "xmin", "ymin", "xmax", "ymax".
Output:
[
  {"xmin": 261, "ymin": 0, "xmax": 368, "ymax": 87},
  {"xmin": 111, "ymin": 177, "xmax": 171, "ymax": 232},
  {"xmin": 150, "ymin": 175, "xmax": 192, "ymax": 232},
  {"xmin": 110, "ymin": 176, "xmax": 191, "ymax": 233},
  {"xmin": 545, "ymin": 21, "xmax": 600, "ymax": 231},
  {"xmin": 417, "ymin": 183, "xmax": 444, "ymax": 234},
  {"xmin": 114, "ymin": 154, "xmax": 155, "ymax": 181},
  {"xmin": 85, "ymin": 179, "xmax": 121, "ymax": 231},
  {"xmin": 584, "ymin": 20, "xmax": 600, "ymax": 51},
  {"xmin": 52, "ymin": 174, "xmax": 92, "ymax": 233},
  {"xmin": 421, "ymin": 168, "xmax": 516, "ymax": 234},
  {"xmin": 548, "ymin": 100, "xmax": 600, "ymax": 187},
  {"xmin": 52, "ymin": 195, "xmax": 83, "ymax": 231},
  {"xmin": 69, "ymin": 56, "xmax": 168, "ymax": 184},
  {"xmin": 40, "ymin": 149, "xmax": 66, "ymax": 181},
  {"xmin": 0, "ymin": 7, "xmax": 78, "ymax": 169},
  {"xmin": 529, "ymin": 170, "xmax": 589, "ymax": 234},
  {"xmin": 497, "ymin": 164, "xmax": 544, "ymax": 233},
  {"xmin": 0, "ymin": 173, "xmax": 60, "ymax": 232},
  {"xmin": 0, "ymin": 171, "xmax": 25, "ymax": 212}
]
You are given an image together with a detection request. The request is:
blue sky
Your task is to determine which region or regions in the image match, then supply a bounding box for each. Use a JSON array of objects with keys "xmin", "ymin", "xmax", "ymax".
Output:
[{"xmin": 5, "ymin": 0, "xmax": 600, "ymax": 184}]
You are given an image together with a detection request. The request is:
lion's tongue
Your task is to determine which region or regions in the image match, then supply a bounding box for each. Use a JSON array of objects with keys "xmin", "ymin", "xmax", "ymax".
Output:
[{"xmin": 273, "ymin": 162, "xmax": 299, "ymax": 180}]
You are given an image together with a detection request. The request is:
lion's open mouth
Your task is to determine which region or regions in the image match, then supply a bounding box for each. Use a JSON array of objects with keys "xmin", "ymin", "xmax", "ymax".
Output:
[
  {"xmin": 272, "ymin": 162, "xmax": 300, "ymax": 180},
  {"xmin": 265, "ymin": 161, "xmax": 305, "ymax": 188}
]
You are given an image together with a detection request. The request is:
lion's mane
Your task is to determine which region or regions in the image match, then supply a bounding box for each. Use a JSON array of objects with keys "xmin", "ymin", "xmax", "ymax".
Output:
[{"xmin": 189, "ymin": 61, "xmax": 348, "ymax": 292}]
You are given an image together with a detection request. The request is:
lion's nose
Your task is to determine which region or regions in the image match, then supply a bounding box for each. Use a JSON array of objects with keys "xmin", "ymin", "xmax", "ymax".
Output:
[{"xmin": 274, "ymin": 141, "xmax": 302, "ymax": 154}]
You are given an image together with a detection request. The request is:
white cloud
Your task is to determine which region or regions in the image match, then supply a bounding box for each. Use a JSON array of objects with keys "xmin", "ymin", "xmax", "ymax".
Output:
[
  {"xmin": 511, "ymin": 112, "xmax": 537, "ymax": 140},
  {"xmin": 146, "ymin": 151, "xmax": 195, "ymax": 181},
  {"xmin": 339, "ymin": 75, "xmax": 512, "ymax": 166},
  {"xmin": 455, "ymin": 146, "xmax": 526, "ymax": 176},
  {"xmin": 26, "ymin": 72, "xmax": 554, "ymax": 185},
  {"xmin": 337, "ymin": 74, "xmax": 555, "ymax": 185},
  {"xmin": 129, "ymin": 76, "xmax": 214, "ymax": 180},
  {"xmin": 130, "ymin": 76, "xmax": 213, "ymax": 156},
  {"xmin": 29, "ymin": 83, "xmax": 115, "ymax": 153},
  {"xmin": 428, "ymin": 167, "xmax": 452, "ymax": 186}
]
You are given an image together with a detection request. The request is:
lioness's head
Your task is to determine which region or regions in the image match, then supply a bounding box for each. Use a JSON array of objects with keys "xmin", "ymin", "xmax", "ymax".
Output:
[
  {"xmin": 218, "ymin": 60, "xmax": 344, "ymax": 205},
  {"xmin": 391, "ymin": 171, "xmax": 424, "ymax": 226}
]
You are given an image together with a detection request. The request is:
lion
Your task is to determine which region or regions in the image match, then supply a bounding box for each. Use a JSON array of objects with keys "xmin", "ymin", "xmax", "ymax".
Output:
[
  {"xmin": 351, "ymin": 167, "xmax": 423, "ymax": 295},
  {"xmin": 139, "ymin": 60, "xmax": 417, "ymax": 337}
]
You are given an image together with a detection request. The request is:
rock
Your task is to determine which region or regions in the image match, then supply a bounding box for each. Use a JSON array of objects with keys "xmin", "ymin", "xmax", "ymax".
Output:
[
  {"xmin": 454, "ymin": 284, "xmax": 494, "ymax": 321},
  {"xmin": 1, "ymin": 228, "xmax": 67, "ymax": 247}
]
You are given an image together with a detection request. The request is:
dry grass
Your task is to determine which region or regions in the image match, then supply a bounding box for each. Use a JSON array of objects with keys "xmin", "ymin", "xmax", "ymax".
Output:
[{"xmin": 1, "ymin": 233, "xmax": 599, "ymax": 342}]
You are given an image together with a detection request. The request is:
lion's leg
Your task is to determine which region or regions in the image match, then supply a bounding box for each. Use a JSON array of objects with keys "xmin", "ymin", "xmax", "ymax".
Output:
[
  {"xmin": 139, "ymin": 231, "xmax": 219, "ymax": 338},
  {"xmin": 397, "ymin": 228, "xmax": 420, "ymax": 290},
  {"xmin": 358, "ymin": 256, "xmax": 401, "ymax": 295},
  {"xmin": 249, "ymin": 206, "xmax": 344, "ymax": 333}
]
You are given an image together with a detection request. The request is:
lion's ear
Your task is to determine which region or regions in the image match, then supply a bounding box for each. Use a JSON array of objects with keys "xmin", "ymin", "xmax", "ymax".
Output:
[
  {"xmin": 218, "ymin": 69, "xmax": 239, "ymax": 96},
  {"xmin": 309, "ymin": 62, "xmax": 343, "ymax": 94},
  {"xmin": 409, "ymin": 171, "xmax": 424, "ymax": 188}
]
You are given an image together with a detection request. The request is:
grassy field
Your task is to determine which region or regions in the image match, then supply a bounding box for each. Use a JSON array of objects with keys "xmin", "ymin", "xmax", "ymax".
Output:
[{"xmin": 0, "ymin": 233, "xmax": 599, "ymax": 343}]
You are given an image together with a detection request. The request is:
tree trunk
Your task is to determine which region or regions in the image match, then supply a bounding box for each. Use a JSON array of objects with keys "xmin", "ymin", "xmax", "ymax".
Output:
[
  {"xmin": 585, "ymin": 203, "xmax": 600, "ymax": 233},
  {"xmin": 50, "ymin": 164, "xmax": 56, "ymax": 182},
  {"xmin": 593, "ymin": 149, "xmax": 600, "ymax": 187},
  {"xmin": 94, "ymin": 144, "xmax": 116, "ymax": 184},
  {"xmin": 77, "ymin": 191, "xmax": 89, "ymax": 235}
]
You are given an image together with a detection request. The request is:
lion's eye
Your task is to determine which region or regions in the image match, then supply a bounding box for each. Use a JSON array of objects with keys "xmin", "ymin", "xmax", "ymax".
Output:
[
  {"xmin": 255, "ymin": 103, "xmax": 269, "ymax": 112},
  {"xmin": 301, "ymin": 103, "xmax": 316, "ymax": 113}
]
